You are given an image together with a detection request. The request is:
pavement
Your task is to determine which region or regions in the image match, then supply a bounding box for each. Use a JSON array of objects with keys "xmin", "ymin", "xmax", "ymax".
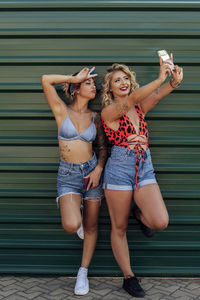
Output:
[{"xmin": 0, "ymin": 276, "xmax": 200, "ymax": 300}]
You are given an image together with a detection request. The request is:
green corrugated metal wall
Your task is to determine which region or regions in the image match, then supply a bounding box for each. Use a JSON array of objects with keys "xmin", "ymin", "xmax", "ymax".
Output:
[{"xmin": 0, "ymin": 0, "xmax": 200, "ymax": 275}]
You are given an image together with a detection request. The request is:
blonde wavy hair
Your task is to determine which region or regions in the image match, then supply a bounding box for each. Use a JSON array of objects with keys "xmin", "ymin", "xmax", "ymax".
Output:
[{"xmin": 101, "ymin": 64, "xmax": 139, "ymax": 107}]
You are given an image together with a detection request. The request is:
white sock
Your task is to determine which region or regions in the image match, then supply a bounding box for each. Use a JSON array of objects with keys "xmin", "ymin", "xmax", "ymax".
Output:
[{"xmin": 78, "ymin": 267, "xmax": 88, "ymax": 275}]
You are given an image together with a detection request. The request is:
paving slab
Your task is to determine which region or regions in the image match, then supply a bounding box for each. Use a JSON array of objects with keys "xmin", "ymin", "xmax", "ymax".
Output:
[{"xmin": 0, "ymin": 276, "xmax": 199, "ymax": 300}]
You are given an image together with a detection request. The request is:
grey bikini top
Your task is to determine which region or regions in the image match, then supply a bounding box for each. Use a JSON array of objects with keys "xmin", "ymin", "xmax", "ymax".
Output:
[{"xmin": 58, "ymin": 106, "xmax": 97, "ymax": 143}]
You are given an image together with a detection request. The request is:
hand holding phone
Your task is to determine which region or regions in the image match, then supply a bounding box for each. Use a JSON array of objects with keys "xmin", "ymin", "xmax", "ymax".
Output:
[
  {"xmin": 84, "ymin": 177, "xmax": 90, "ymax": 190},
  {"xmin": 157, "ymin": 50, "xmax": 175, "ymax": 70}
]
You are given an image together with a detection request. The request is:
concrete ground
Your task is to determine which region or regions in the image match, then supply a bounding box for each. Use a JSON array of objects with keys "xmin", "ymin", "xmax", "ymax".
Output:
[{"xmin": 0, "ymin": 276, "xmax": 200, "ymax": 300}]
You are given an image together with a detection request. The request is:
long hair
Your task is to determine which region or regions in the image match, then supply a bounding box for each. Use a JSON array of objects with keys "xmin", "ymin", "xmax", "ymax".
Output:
[{"xmin": 101, "ymin": 64, "xmax": 139, "ymax": 107}]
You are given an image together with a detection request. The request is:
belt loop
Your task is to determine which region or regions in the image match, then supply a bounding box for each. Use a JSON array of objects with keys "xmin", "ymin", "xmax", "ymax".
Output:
[
  {"xmin": 88, "ymin": 160, "xmax": 91, "ymax": 168},
  {"xmin": 127, "ymin": 148, "xmax": 131, "ymax": 156}
]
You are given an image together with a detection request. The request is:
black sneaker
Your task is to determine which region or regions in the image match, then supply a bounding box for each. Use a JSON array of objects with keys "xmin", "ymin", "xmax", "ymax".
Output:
[
  {"xmin": 132, "ymin": 204, "xmax": 155, "ymax": 238},
  {"xmin": 123, "ymin": 276, "xmax": 145, "ymax": 298}
]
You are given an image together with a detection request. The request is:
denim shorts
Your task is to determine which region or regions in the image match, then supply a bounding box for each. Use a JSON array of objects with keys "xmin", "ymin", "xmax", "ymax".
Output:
[
  {"xmin": 103, "ymin": 146, "xmax": 157, "ymax": 191},
  {"xmin": 56, "ymin": 153, "xmax": 104, "ymax": 204}
]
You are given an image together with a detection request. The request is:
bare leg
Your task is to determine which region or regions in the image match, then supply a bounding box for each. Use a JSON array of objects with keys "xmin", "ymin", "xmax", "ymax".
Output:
[
  {"xmin": 59, "ymin": 193, "xmax": 82, "ymax": 234},
  {"xmin": 60, "ymin": 194, "xmax": 101, "ymax": 267},
  {"xmin": 74, "ymin": 198, "xmax": 101, "ymax": 296},
  {"xmin": 81, "ymin": 198, "xmax": 101, "ymax": 268},
  {"xmin": 134, "ymin": 184, "xmax": 169, "ymax": 230},
  {"xmin": 105, "ymin": 190, "xmax": 134, "ymax": 277}
]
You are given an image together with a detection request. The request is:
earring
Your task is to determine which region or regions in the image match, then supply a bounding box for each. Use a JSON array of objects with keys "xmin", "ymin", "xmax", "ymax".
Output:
[{"xmin": 71, "ymin": 91, "xmax": 75, "ymax": 99}]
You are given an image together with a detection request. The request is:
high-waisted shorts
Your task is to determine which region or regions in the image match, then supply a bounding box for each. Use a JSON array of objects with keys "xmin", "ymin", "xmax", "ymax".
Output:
[
  {"xmin": 103, "ymin": 145, "xmax": 157, "ymax": 191},
  {"xmin": 56, "ymin": 153, "xmax": 104, "ymax": 205}
]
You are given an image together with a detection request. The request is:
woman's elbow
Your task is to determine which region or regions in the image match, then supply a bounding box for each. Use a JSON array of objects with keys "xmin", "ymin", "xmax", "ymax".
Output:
[{"xmin": 41, "ymin": 74, "xmax": 49, "ymax": 84}]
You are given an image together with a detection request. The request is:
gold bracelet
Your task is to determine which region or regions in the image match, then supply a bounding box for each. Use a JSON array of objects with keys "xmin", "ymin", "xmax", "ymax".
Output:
[{"xmin": 169, "ymin": 80, "xmax": 181, "ymax": 89}]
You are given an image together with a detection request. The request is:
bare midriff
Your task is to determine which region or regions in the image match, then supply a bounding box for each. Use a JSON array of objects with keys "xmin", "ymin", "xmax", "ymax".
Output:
[{"xmin": 59, "ymin": 139, "xmax": 93, "ymax": 163}]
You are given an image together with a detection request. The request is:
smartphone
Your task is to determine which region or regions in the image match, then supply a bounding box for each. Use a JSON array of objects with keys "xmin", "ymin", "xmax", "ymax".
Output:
[
  {"xmin": 84, "ymin": 177, "xmax": 90, "ymax": 190},
  {"xmin": 157, "ymin": 50, "xmax": 175, "ymax": 70}
]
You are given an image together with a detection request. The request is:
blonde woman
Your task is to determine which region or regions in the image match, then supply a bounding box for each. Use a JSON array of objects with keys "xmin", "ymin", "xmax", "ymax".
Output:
[
  {"xmin": 41, "ymin": 67, "xmax": 107, "ymax": 296},
  {"xmin": 101, "ymin": 58, "xmax": 183, "ymax": 297}
]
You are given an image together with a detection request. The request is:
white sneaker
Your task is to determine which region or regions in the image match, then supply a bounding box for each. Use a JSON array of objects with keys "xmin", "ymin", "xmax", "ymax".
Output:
[
  {"xmin": 77, "ymin": 223, "xmax": 84, "ymax": 239},
  {"xmin": 74, "ymin": 267, "xmax": 89, "ymax": 295}
]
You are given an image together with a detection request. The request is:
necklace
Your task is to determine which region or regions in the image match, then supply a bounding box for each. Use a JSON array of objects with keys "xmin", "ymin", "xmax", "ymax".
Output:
[{"xmin": 69, "ymin": 105, "xmax": 89, "ymax": 114}]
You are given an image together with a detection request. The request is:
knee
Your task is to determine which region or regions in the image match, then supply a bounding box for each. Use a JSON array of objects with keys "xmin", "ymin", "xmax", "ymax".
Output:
[
  {"xmin": 112, "ymin": 222, "xmax": 128, "ymax": 237},
  {"xmin": 153, "ymin": 215, "xmax": 169, "ymax": 231},
  {"xmin": 84, "ymin": 222, "xmax": 98, "ymax": 235},
  {"xmin": 62, "ymin": 219, "xmax": 81, "ymax": 234}
]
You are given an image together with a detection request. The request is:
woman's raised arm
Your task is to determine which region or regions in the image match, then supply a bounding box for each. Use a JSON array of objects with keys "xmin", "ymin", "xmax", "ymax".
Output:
[
  {"xmin": 139, "ymin": 58, "xmax": 183, "ymax": 115},
  {"xmin": 41, "ymin": 67, "xmax": 97, "ymax": 116},
  {"xmin": 101, "ymin": 61, "xmax": 171, "ymax": 122},
  {"xmin": 41, "ymin": 74, "xmax": 73, "ymax": 117}
]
